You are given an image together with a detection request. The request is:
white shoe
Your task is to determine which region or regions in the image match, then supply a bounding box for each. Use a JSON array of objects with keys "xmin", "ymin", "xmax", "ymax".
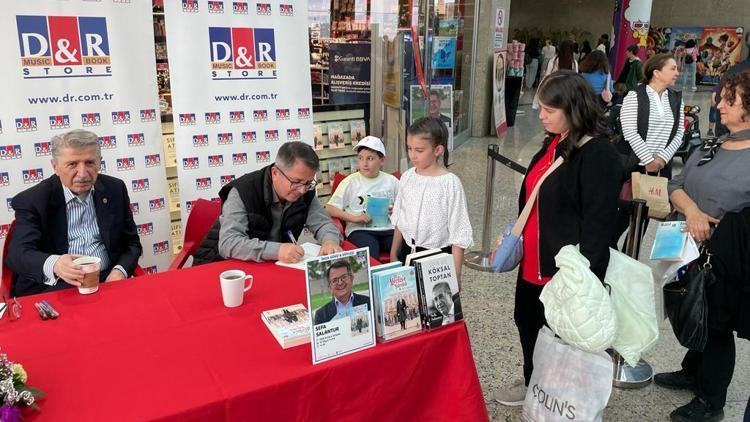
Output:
[
  {"xmin": 691, "ymin": 87, "xmax": 698, "ymax": 92},
  {"xmin": 492, "ymin": 379, "xmax": 527, "ymax": 406}
]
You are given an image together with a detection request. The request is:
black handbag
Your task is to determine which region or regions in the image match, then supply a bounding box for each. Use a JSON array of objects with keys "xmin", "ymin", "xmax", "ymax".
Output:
[{"xmin": 663, "ymin": 251, "xmax": 715, "ymax": 352}]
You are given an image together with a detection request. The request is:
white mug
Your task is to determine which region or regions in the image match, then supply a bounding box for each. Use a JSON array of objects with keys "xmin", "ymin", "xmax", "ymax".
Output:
[{"xmin": 219, "ymin": 270, "xmax": 253, "ymax": 307}]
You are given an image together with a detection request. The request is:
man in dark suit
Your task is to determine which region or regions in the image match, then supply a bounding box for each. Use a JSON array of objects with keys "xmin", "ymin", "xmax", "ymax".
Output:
[
  {"xmin": 429, "ymin": 282, "xmax": 462, "ymax": 327},
  {"xmin": 6, "ymin": 129, "xmax": 142, "ymax": 297},
  {"xmin": 313, "ymin": 259, "xmax": 370, "ymax": 325}
]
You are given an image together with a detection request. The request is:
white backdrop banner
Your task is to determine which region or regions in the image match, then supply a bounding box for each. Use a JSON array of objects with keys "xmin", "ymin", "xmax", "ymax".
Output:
[
  {"xmin": 164, "ymin": 0, "xmax": 313, "ymax": 222},
  {"xmin": 0, "ymin": 1, "xmax": 172, "ymax": 277}
]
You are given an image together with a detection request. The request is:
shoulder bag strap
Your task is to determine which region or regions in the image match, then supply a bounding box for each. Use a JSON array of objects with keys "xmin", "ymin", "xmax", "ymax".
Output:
[
  {"xmin": 511, "ymin": 156, "xmax": 563, "ymax": 236},
  {"xmin": 511, "ymin": 135, "xmax": 592, "ymax": 236}
]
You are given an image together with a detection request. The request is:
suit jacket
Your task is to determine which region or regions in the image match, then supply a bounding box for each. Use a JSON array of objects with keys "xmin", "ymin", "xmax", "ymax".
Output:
[
  {"xmin": 428, "ymin": 294, "xmax": 463, "ymax": 327},
  {"xmin": 6, "ymin": 174, "xmax": 142, "ymax": 296},
  {"xmin": 314, "ymin": 292, "xmax": 370, "ymax": 325}
]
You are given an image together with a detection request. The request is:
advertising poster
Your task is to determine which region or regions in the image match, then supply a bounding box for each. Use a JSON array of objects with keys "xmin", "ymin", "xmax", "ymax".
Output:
[
  {"xmin": 306, "ymin": 248, "xmax": 375, "ymax": 364},
  {"xmin": 431, "ymin": 37, "xmax": 456, "ymax": 70},
  {"xmin": 163, "ymin": 0, "xmax": 313, "ymax": 223},
  {"xmin": 382, "ymin": 33, "xmax": 403, "ymax": 108},
  {"xmin": 494, "ymin": 8, "xmax": 505, "ymax": 51},
  {"xmin": 409, "ymin": 84, "xmax": 454, "ymax": 151},
  {"xmin": 329, "ymin": 42, "xmax": 371, "ymax": 104},
  {"xmin": 0, "ymin": 0, "xmax": 172, "ymax": 273},
  {"xmin": 611, "ymin": 0, "xmax": 652, "ymax": 81},
  {"xmin": 698, "ymin": 27, "xmax": 744, "ymax": 84},
  {"xmin": 493, "ymin": 52, "xmax": 508, "ymax": 138}
]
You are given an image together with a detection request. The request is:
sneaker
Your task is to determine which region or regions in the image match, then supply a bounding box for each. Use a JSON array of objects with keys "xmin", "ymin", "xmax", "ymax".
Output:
[
  {"xmin": 654, "ymin": 370, "xmax": 695, "ymax": 391},
  {"xmin": 492, "ymin": 379, "xmax": 527, "ymax": 406},
  {"xmin": 670, "ymin": 397, "xmax": 724, "ymax": 422},
  {"xmin": 707, "ymin": 129, "xmax": 715, "ymax": 137},
  {"xmin": 691, "ymin": 87, "xmax": 698, "ymax": 92}
]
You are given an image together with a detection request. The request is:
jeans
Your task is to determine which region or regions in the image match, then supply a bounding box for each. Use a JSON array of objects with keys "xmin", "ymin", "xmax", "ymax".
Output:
[
  {"xmin": 681, "ymin": 62, "xmax": 697, "ymax": 89},
  {"xmin": 348, "ymin": 229, "xmax": 393, "ymax": 259}
]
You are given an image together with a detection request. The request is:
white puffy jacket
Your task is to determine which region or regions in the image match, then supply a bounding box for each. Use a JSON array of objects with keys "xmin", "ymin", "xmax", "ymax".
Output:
[{"xmin": 539, "ymin": 245, "xmax": 617, "ymax": 353}]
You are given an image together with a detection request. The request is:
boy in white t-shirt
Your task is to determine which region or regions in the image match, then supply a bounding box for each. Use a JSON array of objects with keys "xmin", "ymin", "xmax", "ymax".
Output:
[{"xmin": 325, "ymin": 136, "xmax": 399, "ymax": 258}]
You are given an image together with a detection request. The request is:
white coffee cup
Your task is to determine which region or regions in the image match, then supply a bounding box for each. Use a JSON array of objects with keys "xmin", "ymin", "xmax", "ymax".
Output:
[
  {"xmin": 73, "ymin": 256, "xmax": 101, "ymax": 294},
  {"xmin": 220, "ymin": 270, "xmax": 253, "ymax": 307}
]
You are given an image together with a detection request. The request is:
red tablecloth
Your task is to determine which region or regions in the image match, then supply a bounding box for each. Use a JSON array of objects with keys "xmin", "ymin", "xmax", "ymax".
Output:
[{"xmin": 0, "ymin": 261, "xmax": 488, "ymax": 422}]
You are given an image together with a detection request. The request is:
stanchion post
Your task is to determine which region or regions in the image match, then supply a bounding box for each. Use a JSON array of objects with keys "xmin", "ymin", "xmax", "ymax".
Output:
[
  {"xmin": 464, "ymin": 144, "xmax": 499, "ymax": 272},
  {"xmin": 612, "ymin": 198, "xmax": 653, "ymax": 389}
]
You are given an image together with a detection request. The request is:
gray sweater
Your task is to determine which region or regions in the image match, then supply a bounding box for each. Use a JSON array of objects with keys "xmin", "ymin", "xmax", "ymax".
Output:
[{"xmin": 668, "ymin": 146, "xmax": 750, "ymax": 218}]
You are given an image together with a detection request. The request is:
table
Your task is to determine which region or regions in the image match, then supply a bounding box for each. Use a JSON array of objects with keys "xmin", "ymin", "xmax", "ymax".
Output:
[{"xmin": 1, "ymin": 260, "xmax": 489, "ymax": 421}]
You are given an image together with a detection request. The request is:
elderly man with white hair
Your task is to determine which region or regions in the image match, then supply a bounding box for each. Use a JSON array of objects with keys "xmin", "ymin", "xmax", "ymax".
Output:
[{"xmin": 6, "ymin": 129, "xmax": 142, "ymax": 296}]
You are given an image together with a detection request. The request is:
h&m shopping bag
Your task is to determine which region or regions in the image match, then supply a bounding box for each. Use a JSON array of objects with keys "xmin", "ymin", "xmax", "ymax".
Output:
[
  {"xmin": 521, "ymin": 327, "xmax": 614, "ymax": 422},
  {"xmin": 631, "ymin": 172, "xmax": 671, "ymax": 219}
]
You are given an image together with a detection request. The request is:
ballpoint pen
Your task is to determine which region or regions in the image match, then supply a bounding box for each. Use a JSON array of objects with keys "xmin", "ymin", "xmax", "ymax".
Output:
[
  {"xmin": 41, "ymin": 300, "xmax": 59, "ymax": 319},
  {"xmin": 34, "ymin": 302, "xmax": 49, "ymax": 320},
  {"xmin": 286, "ymin": 230, "xmax": 298, "ymax": 245}
]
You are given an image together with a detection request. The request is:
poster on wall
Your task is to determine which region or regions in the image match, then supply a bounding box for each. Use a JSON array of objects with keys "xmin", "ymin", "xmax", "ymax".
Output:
[
  {"xmin": 0, "ymin": 0, "xmax": 172, "ymax": 274},
  {"xmin": 409, "ymin": 85, "xmax": 453, "ymax": 151},
  {"xmin": 493, "ymin": 52, "xmax": 508, "ymax": 138},
  {"xmin": 494, "ymin": 8, "xmax": 505, "ymax": 51},
  {"xmin": 698, "ymin": 27, "xmax": 744, "ymax": 84},
  {"xmin": 329, "ymin": 42, "xmax": 371, "ymax": 104},
  {"xmin": 431, "ymin": 37, "xmax": 456, "ymax": 70},
  {"xmin": 164, "ymin": 0, "xmax": 313, "ymax": 223},
  {"xmin": 383, "ymin": 33, "xmax": 404, "ymax": 108},
  {"xmin": 646, "ymin": 26, "xmax": 744, "ymax": 85}
]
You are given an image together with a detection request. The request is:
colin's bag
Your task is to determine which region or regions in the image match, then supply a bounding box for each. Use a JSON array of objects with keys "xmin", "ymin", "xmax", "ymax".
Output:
[{"xmin": 521, "ymin": 327, "xmax": 613, "ymax": 422}]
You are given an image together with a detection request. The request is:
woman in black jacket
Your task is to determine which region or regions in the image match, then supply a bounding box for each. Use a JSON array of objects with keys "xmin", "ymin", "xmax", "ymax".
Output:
[{"xmin": 493, "ymin": 70, "xmax": 624, "ymax": 406}]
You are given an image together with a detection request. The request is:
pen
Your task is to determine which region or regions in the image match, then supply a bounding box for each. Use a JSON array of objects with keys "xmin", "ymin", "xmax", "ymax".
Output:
[
  {"xmin": 41, "ymin": 300, "xmax": 59, "ymax": 319},
  {"xmin": 286, "ymin": 230, "xmax": 298, "ymax": 245},
  {"xmin": 34, "ymin": 302, "xmax": 49, "ymax": 320}
]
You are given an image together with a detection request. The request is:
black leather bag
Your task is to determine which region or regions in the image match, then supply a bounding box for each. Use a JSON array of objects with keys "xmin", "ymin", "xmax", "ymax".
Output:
[{"xmin": 663, "ymin": 252, "xmax": 715, "ymax": 352}]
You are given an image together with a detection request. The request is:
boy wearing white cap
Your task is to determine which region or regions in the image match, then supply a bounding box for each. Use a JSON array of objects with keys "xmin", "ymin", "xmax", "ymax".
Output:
[{"xmin": 325, "ymin": 136, "xmax": 399, "ymax": 258}]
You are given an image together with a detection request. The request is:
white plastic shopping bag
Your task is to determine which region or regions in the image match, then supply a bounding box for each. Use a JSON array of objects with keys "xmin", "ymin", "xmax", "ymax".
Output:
[
  {"xmin": 521, "ymin": 327, "xmax": 614, "ymax": 422},
  {"xmin": 605, "ymin": 248, "xmax": 659, "ymax": 367}
]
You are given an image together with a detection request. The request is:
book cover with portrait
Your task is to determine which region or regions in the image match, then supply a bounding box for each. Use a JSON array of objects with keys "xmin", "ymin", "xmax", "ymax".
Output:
[
  {"xmin": 412, "ymin": 252, "xmax": 462, "ymax": 329},
  {"xmin": 305, "ymin": 248, "xmax": 375, "ymax": 364},
  {"xmin": 372, "ymin": 266, "xmax": 423, "ymax": 341},
  {"xmin": 349, "ymin": 119, "xmax": 366, "ymax": 146},
  {"xmin": 313, "ymin": 123, "xmax": 325, "ymax": 150},
  {"xmin": 327, "ymin": 121, "xmax": 345, "ymax": 149}
]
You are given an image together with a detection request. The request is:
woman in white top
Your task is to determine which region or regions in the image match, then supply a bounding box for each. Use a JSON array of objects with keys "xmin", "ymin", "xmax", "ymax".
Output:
[
  {"xmin": 619, "ymin": 53, "xmax": 685, "ymax": 179},
  {"xmin": 541, "ymin": 39, "xmax": 556, "ymax": 76},
  {"xmin": 389, "ymin": 117, "xmax": 473, "ymax": 286}
]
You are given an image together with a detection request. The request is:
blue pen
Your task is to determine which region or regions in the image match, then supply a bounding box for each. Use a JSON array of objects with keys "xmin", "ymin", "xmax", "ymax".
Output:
[{"xmin": 286, "ymin": 230, "xmax": 298, "ymax": 245}]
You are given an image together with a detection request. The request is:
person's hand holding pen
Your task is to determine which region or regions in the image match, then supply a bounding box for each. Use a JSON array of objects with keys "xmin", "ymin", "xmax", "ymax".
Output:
[{"xmin": 279, "ymin": 230, "xmax": 305, "ymax": 263}]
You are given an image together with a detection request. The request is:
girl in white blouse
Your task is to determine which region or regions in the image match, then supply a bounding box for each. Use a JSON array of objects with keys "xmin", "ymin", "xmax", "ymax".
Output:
[{"xmin": 389, "ymin": 117, "xmax": 473, "ymax": 286}]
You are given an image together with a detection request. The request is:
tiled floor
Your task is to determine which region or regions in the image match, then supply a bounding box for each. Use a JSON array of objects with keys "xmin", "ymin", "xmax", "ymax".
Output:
[{"xmin": 452, "ymin": 88, "xmax": 749, "ymax": 421}]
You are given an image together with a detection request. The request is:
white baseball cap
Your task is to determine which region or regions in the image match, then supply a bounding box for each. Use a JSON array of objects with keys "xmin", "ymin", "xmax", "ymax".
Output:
[{"xmin": 353, "ymin": 136, "xmax": 386, "ymax": 156}]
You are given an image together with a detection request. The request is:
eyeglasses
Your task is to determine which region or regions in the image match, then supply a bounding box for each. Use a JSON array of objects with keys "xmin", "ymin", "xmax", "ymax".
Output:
[
  {"xmin": 276, "ymin": 166, "xmax": 318, "ymax": 191},
  {"xmin": 329, "ymin": 273, "xmax": 353, "ymax": 285}
]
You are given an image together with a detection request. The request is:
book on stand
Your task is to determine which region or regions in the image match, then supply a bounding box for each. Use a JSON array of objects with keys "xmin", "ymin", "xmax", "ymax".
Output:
[
  {"xmin": 261, "ymin": 304, "xmax": 311, "ymax": 349},
  {"xmin": 372, "ymin": 266, "xmax": 422, "ymax": 341},
  {"xmin": 411, "ymin": 252, "xmax": 463, "ymax": 329},
  {"xmin": 327, "ymin": 122, "xmax": 345, "ymax": 149},
  {"xmin": 349, "ymin": 119, "xmax": 366, "ymax": 146}
]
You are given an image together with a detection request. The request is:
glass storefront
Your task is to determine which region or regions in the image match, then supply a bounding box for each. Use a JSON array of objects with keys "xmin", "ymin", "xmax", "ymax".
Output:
[{"xmin": 306, "ymin": 0, "xmax": 478, "ymax": 149}]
